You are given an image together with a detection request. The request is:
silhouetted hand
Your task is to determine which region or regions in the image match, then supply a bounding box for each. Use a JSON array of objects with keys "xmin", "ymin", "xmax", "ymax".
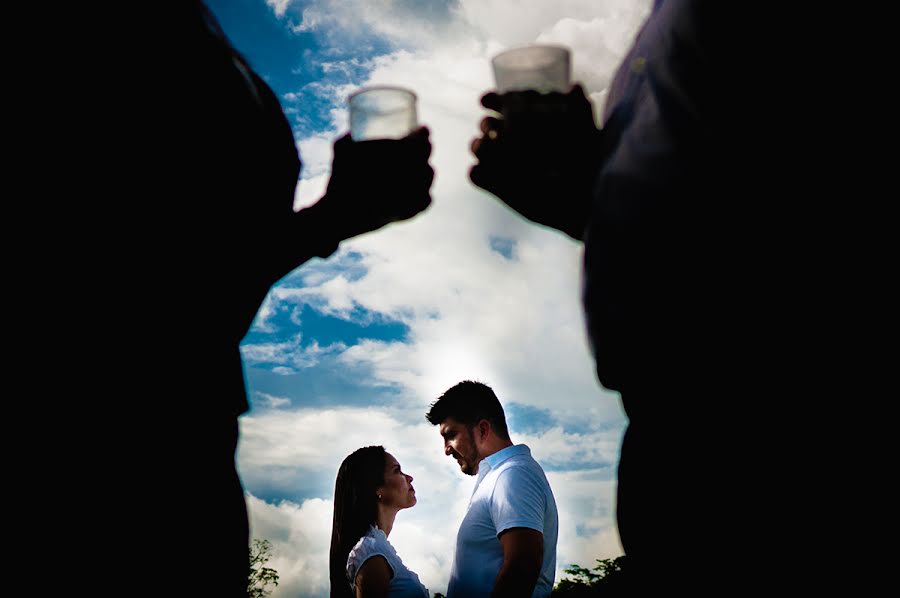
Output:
[
  {"xmin": 315, "ymin": 126, "xmax": 434, "ymax": 242},
  {"xmin": 470, "ymin": 84, "xmax": 602, "ymax": 240}
]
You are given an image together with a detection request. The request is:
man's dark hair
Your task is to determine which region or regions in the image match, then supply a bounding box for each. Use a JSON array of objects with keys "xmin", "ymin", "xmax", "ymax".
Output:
[{"xmin": 426, "ymin": 380, "xmax": 510, "ymax": 440}]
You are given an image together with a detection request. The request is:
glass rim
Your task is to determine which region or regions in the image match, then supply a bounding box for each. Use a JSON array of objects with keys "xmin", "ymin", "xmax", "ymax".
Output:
[
  {"xmin": 492, "ymin": 43, "xmax": 569, "ymax": 57},
  {"xmin": 348, "ymin": 85, "xmax": 418, "ymax": 104}
]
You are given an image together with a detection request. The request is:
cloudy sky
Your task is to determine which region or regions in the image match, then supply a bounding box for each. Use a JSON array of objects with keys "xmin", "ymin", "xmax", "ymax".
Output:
[{"xmin": 206, "ymin": 1, "xmax": 652, "ymax": 595}]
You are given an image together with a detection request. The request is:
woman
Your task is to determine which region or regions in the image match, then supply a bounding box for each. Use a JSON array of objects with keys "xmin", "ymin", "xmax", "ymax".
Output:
[{"xmin": 330, "ymin": 446, "xmax": 429, "ymax": 598}]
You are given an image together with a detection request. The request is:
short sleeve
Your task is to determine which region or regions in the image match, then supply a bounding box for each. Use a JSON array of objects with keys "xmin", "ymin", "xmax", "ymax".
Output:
[
  {"xmin": 490, "ymin": 467, "xmax": 546, "ymax": 537},
  {"xmin": 346, "ymin": 531, "xmax": 395, "ymax": 589}
]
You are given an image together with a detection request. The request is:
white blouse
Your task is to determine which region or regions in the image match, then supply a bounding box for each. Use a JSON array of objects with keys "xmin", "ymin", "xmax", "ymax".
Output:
[{"xmin": 346, "ymin": 526, "xmax": 429, "ymax": 598}]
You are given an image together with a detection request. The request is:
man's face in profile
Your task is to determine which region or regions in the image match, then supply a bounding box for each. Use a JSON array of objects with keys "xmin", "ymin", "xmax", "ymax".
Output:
[{"xmin": 439, "ymin": 416, "xmax": 481, "ymax": 476}]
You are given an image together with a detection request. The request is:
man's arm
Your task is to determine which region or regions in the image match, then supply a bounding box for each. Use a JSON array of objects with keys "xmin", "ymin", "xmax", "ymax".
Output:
[
  {"xmin": 354, "ymin": 555, "xmax": 391, "ymax": 598},
  {"xmin": 492, "ymin": 527, "xmax": 544, "ymax": 598}
]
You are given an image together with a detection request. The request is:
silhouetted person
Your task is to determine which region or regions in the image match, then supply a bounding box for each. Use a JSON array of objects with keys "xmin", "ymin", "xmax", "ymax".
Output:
[
  {"xmin": 469, "ymin": 0, "xmax": 804, "ymax": 593},
  {"xmin": 102, "ymin": 2, "xmax": 433, "ymax": 595}
]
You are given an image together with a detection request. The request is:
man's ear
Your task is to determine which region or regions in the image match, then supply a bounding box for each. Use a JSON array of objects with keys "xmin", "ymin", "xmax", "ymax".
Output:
[{"xmin": 476, "ymin": 419, "xmax": 491, "ymax": 442}]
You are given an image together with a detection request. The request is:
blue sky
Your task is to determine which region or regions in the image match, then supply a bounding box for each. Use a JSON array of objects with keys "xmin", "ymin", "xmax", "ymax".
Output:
[
  {"xmin": 208, "ymin": 0, "xmax": 389, "ymax": 136},
  {"xmin": 205, "ymin": 1, "xmax": 652, "ymax": 596}
]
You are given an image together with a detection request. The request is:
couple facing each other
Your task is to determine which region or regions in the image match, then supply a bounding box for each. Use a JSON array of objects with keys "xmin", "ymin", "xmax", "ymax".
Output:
[{"xmin": 329, "ymin": 381, "xmax": 559, "ymax": 598}]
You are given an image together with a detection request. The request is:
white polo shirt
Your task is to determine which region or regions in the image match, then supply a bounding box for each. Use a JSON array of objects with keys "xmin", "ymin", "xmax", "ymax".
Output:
[
  {"xmin": 346, "ymin": 526, "xmax": 429, "ymax": 598},
  {"xmin": 447, "ymin": 444, "xmax": 558, "ymax": 598}
]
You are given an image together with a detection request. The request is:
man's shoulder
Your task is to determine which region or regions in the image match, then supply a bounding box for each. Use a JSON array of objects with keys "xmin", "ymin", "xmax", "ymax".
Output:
[
  {"xmin": 497, "ymin": 451, "xmax": 547, "ymax": 474},
  {"xmin": 490, "ymin": 455, "xmax": 551, "ymax": 492}
]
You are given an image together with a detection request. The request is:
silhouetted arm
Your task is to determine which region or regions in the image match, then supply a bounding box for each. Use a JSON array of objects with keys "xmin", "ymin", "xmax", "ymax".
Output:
[
  {"xmin": 309, "ymin": 127, "xmax": 434, "ymax": 244},
  {"xmin": 267, "ymin": 127, "xmax": 434, "ymax": 284},
  {"xmin": 469, "ymin": 85, "xmax": 603, "ymax": 241}
]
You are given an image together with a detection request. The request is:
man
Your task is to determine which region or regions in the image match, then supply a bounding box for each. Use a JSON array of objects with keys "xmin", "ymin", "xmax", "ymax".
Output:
[
  {"xmin": 467, "ymin": 0, "xmax": 807, "ymax": 592},
  {"xmin": 426, "ymin": 381, "xmax": 558, "ymax": 598},
  {"xmin": 73, "ymin": 3, "xmax": 433, "ymax": 594}
]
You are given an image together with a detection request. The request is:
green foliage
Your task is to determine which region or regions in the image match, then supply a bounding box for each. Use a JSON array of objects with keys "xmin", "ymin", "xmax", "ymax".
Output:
[
  {"xmin": 551, "ymin": 557, "xmax": 627, "ymax": 596},
  {"xmin": 248, "ymin": 539, "xmax": 280, "ymax": 598}
]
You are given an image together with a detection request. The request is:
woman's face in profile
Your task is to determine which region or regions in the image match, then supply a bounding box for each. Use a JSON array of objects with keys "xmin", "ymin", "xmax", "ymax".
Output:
[{"xmin": 378, "ymin": 452, "xmax": 416, "ymax": 509}]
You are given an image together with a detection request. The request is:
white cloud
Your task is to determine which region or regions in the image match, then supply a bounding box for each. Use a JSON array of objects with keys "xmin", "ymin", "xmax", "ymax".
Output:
[
  {"xmin": 286, "ymin": 0, "xmax": 467, "ymax": 49},
  {"xmin": 246, "ymin": 494, "xmax": 332, "ymax": 597},
  {"xmin": 255, "ymin": 391, "xmax": 292, "ymax": 409},
  {"xmin": 240, "ymin": 336, "xmax": 347, "ymax": 371},
  {"xmin": 266, "ymin": 0, "xmax": 293, "ymax": 20},
  {"xmin": 458, "ymin": 0, "xmax": 650, "ymax": 48},
  {"xmin": 548, "ymin": 469, "xmax": 624, "ymax": 579},
  {"xmin": 296, "ymin": 132, "xmax": 335, "ymax": 180},
  {"xmin": 520, "ymin": 426, "xmax": 621, "ymax": 470}
]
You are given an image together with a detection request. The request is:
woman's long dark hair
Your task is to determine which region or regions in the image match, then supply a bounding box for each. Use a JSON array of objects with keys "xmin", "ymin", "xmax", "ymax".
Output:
[{"xmin": 329, "ymin": 446, "xmax": 387, "ymax": 598}]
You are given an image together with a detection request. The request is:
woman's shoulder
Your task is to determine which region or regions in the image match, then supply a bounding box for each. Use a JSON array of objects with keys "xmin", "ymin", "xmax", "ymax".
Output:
[
  {"xmin": 350, "ymin": 525, "xmax": 391, "ymax": 553},
  {"xmin": 346, "ymin": 526, "xmax": 396, "ymax": 574}
]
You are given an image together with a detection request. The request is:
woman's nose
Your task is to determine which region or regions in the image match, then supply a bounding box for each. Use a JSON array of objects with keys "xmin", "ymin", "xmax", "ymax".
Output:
[{"xmin": 406, "ymin": 473, "xmax": 414, "ymax": 482}]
